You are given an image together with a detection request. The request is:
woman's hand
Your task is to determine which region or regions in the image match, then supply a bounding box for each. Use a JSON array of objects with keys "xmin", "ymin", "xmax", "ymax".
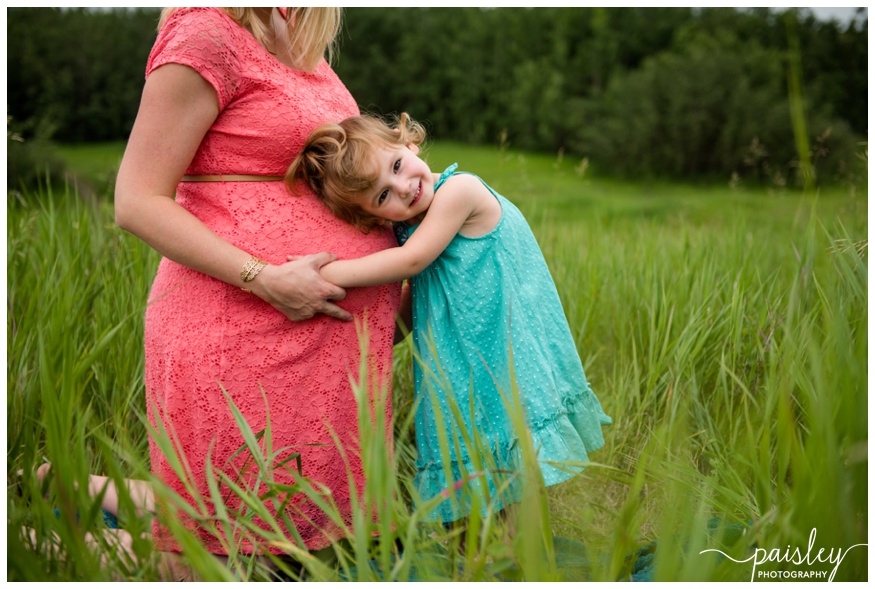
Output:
[{"xmin": 250, "ymin": 253, "xmax": 352, "ymax": 322}]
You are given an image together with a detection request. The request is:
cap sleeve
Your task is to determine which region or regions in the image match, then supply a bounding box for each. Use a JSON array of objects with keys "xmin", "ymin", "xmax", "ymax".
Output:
[{"xmin": 146, "ymin": 8, "xmax": 242, "ymax": 111}]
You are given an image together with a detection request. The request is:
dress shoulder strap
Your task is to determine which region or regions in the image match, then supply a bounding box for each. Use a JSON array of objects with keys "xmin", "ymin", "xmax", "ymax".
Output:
[{"xmin": 433, "ymin": 163, "xmax": 459, "ymax": 192}]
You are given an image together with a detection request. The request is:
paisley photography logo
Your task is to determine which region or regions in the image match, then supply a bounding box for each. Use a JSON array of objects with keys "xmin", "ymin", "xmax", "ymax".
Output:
[{"xmin": 699, "ymin": 527, "xmax": 867, "ymax": 582}]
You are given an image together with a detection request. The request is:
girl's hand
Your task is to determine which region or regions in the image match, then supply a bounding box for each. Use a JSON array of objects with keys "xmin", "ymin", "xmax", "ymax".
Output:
[{"xmin": 250, "ymin": 253, "xmax": 352, "ymax": 322}]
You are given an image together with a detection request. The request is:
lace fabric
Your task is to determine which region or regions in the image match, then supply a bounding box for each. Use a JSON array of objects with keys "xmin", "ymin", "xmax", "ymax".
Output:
[{"xmin": 143, "ymin": 8, "xmax": 399, "ymax": 554}]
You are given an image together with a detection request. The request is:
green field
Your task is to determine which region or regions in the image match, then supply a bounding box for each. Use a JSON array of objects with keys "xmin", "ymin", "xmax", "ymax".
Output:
[{"xmin": 7, "ymin": 142, "xmax": 868, "ymax": 581}]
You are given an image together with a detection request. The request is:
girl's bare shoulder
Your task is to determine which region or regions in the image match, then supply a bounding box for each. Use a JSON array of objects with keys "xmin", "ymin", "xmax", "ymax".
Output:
[
  {"xmin": 436, "ymin": 172, "xmax": 492, "ymax": 205},
  {"xmin": 439, "ymin": 171, "xmax": 486, "ymax": 191},
  {"xmin": 438, "ymin": 173, "xmax": 500, "ymax": 236}
]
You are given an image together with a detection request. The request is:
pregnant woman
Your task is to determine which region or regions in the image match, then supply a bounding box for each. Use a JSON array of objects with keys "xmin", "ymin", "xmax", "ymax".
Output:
[{"xmin": 114, "ymin": 7, "xmax": 400, "ymax": 566}]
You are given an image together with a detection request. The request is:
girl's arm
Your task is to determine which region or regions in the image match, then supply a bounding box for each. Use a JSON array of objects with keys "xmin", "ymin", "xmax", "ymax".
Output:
[
  {"xmin": 319, "ymin": 174, "xmax": 487, "ymax": 287},
  {"xmin": 115, "ymin": 63, "xmax": 352, "ymax": 322}
]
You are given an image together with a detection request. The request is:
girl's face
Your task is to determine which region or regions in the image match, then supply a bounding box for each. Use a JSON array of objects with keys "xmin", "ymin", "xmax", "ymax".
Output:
[{"xmin": 357, "ymin": 143, "xmax": 436, "ymax": 225}]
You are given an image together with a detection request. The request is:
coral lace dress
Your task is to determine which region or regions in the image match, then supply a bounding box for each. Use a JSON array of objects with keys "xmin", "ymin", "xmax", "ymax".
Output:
[{"xmin": 143, "ymin": 8, "xmax": 399, "ymax": 554}]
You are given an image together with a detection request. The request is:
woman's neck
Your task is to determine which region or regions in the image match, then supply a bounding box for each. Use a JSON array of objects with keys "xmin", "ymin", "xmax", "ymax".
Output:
[{"xmin": 252, "ymin": 8, "xmax": 296, "ymax": 68}]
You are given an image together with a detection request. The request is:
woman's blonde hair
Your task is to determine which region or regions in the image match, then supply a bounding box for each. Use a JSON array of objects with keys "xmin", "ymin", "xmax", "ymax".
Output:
[
  {"xmin": 286, "ymin": 113, "xmax": 428, "ymax": 233},
  {"xmin": 159, "ymin": 8, "xmax": 342, "ymax": 71}
]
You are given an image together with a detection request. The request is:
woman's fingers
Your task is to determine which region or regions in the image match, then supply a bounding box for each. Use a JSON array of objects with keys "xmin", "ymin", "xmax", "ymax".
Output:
[
  {"xmin": 324, "ymin": 282, "xmax": 346, "ymax": 301},
  {"xmin": 316, "ymin": 301, "xmax": 353, "ymax": 322},
  {"xmin": 258, "ymin": 254, "xmax": 353, "ymax": 321}
]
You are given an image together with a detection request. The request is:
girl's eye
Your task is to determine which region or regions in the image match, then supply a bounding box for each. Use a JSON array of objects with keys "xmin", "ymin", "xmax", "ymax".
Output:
[
  {"xmin": 393, "ymin": 159, "xmax": 401, "ymax": 173},
  {"xmin": 378, "ymin": 190, "xmax": 389, "ymax": 205}
]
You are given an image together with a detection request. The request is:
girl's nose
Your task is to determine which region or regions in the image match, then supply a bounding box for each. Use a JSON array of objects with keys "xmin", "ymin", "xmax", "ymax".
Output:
[{"xmin": 396, "ymin": 178, "xmax": 412, "ymax": 197}]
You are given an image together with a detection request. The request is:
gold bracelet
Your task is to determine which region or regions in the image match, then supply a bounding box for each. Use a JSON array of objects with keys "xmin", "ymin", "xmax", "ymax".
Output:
[{"xmin": 240, "ymin": 256, "xmax": 268, "ymax": 284}]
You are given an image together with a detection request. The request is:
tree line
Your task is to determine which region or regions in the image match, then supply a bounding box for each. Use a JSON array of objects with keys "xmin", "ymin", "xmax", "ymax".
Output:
[{"xmin": 7, "ymin": 7, "xmax": 867, "ymax": 187}]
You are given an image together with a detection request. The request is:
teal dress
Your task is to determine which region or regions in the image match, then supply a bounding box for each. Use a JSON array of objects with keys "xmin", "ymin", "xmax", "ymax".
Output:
[{"xmin": 398, "ymin": 164, "xmax": 612, "ymax": 523}]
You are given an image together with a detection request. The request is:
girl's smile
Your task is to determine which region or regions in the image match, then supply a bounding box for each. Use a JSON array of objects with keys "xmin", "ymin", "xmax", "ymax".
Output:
[{"xmin": 409, "ymin": 180, "xmax": 422, "ymax": 207}]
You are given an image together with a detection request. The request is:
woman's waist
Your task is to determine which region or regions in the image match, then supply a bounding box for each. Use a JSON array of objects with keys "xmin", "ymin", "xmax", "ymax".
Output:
[
  {"xmin": 181, "ymin": 173, "xmax": 284, "ymax": 182},
  {"xmin": 175, "ymin": 191, "xmax": 397, "ymax": 257}
]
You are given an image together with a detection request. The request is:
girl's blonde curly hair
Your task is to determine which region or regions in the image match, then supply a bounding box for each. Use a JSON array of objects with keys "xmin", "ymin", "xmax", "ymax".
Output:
[{"xmin": 286, "ymin": 113, "xmax": 427, "ymax": 233}]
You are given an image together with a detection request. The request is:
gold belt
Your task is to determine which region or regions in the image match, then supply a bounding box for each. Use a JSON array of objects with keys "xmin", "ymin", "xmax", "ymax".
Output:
[{"xmin": 181, "ymin": 174, "xmax": 284, "ymax": 182}]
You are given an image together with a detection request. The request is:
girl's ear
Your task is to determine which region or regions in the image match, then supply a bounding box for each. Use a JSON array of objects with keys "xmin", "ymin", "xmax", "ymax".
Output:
[{"xmin": 408, "ymin": 143, "xmax": 420, "ymax": 155}]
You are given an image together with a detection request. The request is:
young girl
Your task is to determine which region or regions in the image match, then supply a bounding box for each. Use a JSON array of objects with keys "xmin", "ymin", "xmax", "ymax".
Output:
[{"xmin": 286, "ymin": 113, "xmax": 612, "ymax": 523}]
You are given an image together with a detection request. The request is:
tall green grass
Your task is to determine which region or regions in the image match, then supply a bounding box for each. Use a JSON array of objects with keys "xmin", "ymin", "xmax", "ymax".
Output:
[{"xmin": 7, "ymin": 150, "xmax": 867, "ymax": 580}]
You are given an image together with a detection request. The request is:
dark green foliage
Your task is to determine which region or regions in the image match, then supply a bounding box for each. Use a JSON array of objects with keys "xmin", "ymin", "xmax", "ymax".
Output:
[
  {"xmin": 335, "ymin": 7, "xmax": 865, "ymax": 185},
  {"xmin": 568, "ymin": 29, "xmax": 858, "ymax": 184},
  {"xmin": 6, "ymin": 7, "xmax": 866, "ymax": 184},
  {"xmin": 7, "ymin": 8, "xmax": 160, "ymax": 143}
]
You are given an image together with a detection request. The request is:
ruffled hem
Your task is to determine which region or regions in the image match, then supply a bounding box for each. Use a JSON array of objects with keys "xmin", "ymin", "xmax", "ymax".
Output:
[{"xmin": 413, "ymin": 389, "xmax": 611, "ymax": 522}]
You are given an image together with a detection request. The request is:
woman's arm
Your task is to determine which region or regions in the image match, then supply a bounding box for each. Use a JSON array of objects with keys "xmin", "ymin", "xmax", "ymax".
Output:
[
  {"xmin": 318, "ymin": 175, "xmax": 488, "ymax": 288},
  {"xmin": 115, "ymin": 63, "xmax": 351, "ymax": 321}
]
